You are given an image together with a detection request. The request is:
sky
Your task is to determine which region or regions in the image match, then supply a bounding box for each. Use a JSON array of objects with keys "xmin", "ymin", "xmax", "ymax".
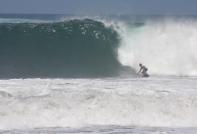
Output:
[{"xmin": 0, "ymin": 0, "xmax": 197, "ymax": 15}]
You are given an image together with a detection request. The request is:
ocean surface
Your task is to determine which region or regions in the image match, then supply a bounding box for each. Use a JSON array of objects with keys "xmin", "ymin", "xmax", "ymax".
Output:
[{"xmin": 0, "ymin": 14, "xmax": 197, "ymax": 133}]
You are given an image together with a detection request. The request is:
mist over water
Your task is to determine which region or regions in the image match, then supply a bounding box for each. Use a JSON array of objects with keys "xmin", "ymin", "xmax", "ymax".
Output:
[{"xmin": 117, "ymin": 18, "xmax": 197, "ymax": 76}]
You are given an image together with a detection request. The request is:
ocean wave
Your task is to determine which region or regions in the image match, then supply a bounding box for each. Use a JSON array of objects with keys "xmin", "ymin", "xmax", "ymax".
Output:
[
  {"xmin": 1, "ymin": 16, "xmax": 197, "ymax": 77},
  {"xmin": 0, "ymin": 19, "xmax": 125, "ymax": 78}
]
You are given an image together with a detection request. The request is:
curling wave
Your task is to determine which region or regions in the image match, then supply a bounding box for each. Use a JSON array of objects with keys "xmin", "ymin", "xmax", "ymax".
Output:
[
  {"xmin": 1, "ymin": 16, "xmax": 197, "ymax": 78},
  {"xmin": 0, "ymin": 19, "xmax": 123, "ymax": 78}
]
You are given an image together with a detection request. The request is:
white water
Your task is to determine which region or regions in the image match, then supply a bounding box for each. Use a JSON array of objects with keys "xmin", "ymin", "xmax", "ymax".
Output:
[
  {"xmin": 116, "ymin": 18, "xmax": 197, "ymax": 76},
  {"xmin": 0, "ymin": 77, "xmax": 197, "ymax": 130}
]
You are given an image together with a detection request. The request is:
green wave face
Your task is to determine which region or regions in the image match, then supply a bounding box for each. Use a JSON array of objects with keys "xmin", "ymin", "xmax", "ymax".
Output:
[{"xmin": 0, "ymin": 19, "xmax": 122, "ymax": 78}]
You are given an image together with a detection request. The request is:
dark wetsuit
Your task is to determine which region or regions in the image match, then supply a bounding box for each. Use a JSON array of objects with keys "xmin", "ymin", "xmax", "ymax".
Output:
[{"xmin": 139, "ymin": 65, "xmax": 149, "ymax": 77}]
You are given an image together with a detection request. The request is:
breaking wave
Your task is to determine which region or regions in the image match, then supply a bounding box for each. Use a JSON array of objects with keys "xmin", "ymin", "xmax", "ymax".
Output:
[
  {"xmin": 117, "ymin": 18, "xmax": 197, "ymax": 76},
  {"xmin": 1, "ymin": 16, "xmax": 197, "ymax": 77},
  {"xmin": 0, "ymin": 19, "xmax": 123, "ymax": 78}
]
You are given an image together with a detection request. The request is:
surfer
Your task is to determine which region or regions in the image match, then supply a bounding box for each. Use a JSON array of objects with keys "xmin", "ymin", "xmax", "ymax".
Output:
[{"xmin": 138, "ymin": 63, "xmax": 149, "ymax": 77}]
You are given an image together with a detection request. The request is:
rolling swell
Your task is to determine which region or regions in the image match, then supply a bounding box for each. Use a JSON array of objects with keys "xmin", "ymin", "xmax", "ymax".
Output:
[{"xmin": 0, "ymin": 19, "xmax": 123, "ymax": 78}]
